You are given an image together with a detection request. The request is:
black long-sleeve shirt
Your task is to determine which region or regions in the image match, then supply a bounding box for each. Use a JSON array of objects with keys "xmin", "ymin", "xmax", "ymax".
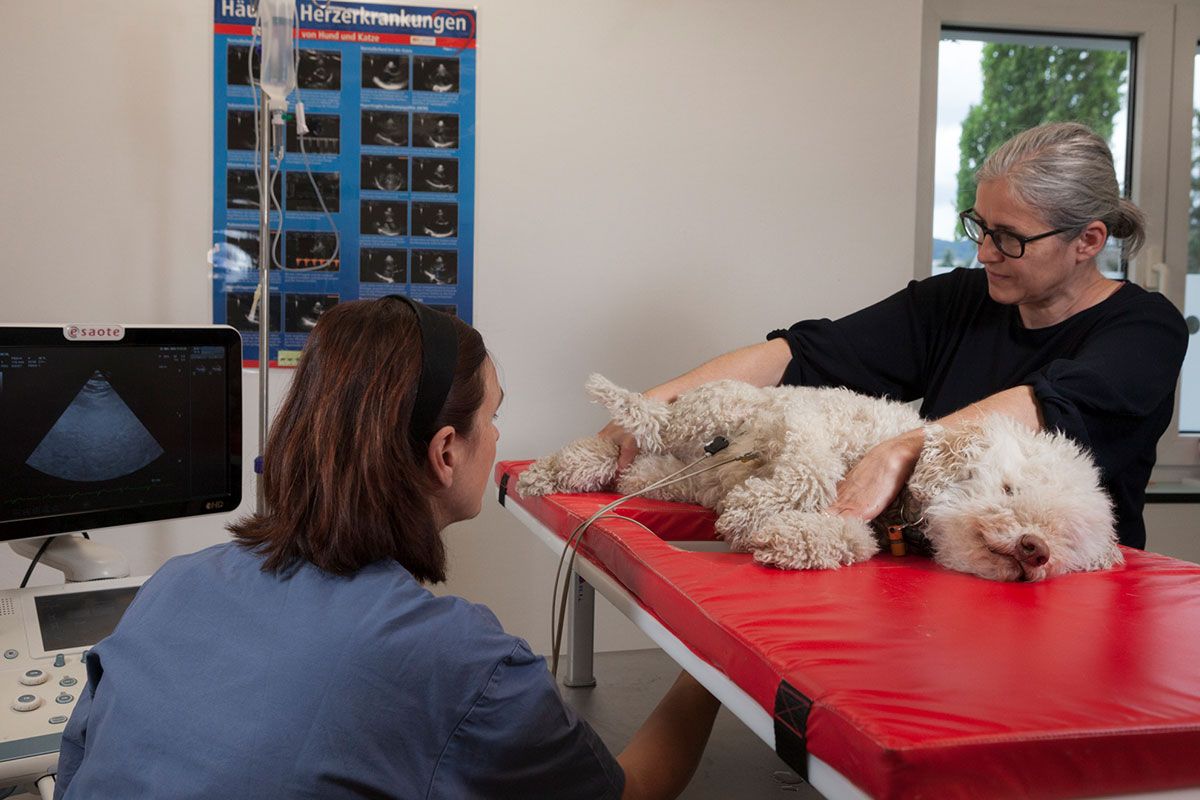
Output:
[{"xmin": 767, "ymin": 267, "xmax": 1188, "ymax": 549}]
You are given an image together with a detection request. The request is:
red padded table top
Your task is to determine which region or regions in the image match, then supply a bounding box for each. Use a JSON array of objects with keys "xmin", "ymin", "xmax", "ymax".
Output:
[{"xmin": 497, "ymin": 461, "xmax": 1200, "ymax": 799}]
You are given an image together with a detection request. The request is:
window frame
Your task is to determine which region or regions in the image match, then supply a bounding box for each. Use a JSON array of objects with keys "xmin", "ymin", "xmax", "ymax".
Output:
[
  {"xmin": 1161, "ymin": 2, "xmax": 1200, "ymax": 459},
  {"xmin": 916, "ymin": 0, "xmax": 1200, "ymax": 466}
]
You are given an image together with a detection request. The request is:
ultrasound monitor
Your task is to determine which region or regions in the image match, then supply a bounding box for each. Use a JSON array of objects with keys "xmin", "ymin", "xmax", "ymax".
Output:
[{"xmin": 0, "ymin": 326, "xmax": 242, "ymax": 543}]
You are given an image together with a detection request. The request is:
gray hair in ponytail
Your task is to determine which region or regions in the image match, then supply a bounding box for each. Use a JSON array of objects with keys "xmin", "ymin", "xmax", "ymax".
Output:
[{"xmin": 976, "ymin": 122, "xmax": 1144, "ymax": 259}]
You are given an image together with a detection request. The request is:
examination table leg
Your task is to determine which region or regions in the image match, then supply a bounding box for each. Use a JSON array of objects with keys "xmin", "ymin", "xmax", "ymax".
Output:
[{"xmin": 566, "ymin": 571, "xmax": 597, "ymax": 687}]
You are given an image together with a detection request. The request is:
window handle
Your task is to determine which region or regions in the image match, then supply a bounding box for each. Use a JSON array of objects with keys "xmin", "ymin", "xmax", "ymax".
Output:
[
  {"xmin": 1147, "ymin": 261, "xmax": 1169, "ymax": 293},
  {"xmin": 1136, "ymin": 247, "xmax": 1168, "ymax": 293}
]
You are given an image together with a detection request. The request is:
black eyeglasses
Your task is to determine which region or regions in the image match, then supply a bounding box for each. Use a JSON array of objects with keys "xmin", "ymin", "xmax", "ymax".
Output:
[{"xmin": 958, "ymin": 208, "xmax": 1073, "ymax": 259}]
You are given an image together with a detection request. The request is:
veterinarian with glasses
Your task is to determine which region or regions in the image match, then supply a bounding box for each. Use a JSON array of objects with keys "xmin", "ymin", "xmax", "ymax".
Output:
[
  {"xmin": 602, "ymin": 122, "xmax": 1187, "ymax": 552},
  {"xmin": 53, "ymin": 298, "xmax": 719, "ymax": 800}
]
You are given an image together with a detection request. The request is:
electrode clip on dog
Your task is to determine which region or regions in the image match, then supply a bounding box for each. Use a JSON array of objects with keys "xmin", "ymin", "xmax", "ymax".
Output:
[{"xmin": 521, "ymin": 375, "xmax": 1122, "ymax": 586}]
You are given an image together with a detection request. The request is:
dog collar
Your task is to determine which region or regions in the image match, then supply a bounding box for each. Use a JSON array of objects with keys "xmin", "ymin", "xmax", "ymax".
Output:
[
  {"xmin": 873, "ymin": 490, "xmax": 932, "ymax": 557},
  {"xmin": 882, "ymin": 523, "xmax": 933, "ymax": 557}
]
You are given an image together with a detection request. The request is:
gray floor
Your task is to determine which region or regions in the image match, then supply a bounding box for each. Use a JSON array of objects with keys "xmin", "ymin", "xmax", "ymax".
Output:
[{"xmin": 560, "ymin": 648, "xmax": 822, "ymax": 799}]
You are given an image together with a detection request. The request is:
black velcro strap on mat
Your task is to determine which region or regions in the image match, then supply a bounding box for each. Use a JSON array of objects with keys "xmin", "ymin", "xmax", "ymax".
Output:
[
  {"xmin": 774, "ymin": 680, "xmax": 813, "ymax": 780},
  {"xmin": 498, "ymin": 472, "xmax": 510, "ymax": 507}
]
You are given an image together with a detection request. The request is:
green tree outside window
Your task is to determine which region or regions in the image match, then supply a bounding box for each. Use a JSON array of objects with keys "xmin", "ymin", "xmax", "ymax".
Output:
[{"xmin": 955, "ymin": 44, "xmax": 1127, "ymax": 238}]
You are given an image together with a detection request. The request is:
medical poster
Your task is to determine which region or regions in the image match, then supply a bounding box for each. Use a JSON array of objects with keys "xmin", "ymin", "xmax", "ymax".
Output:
[{"xmin": 210, "ymin": 1, "xmax": 477, "ymax": 366}]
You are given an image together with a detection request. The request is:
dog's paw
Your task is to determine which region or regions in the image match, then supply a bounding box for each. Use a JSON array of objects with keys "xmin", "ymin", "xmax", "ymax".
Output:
[
  {"xmin": 516, "ymin": 436, "xmax": 621, "ymax": 497},
  {"xmin": 744, "ymin": 511, "xmax": 879, "ymax": 570},
  {"xmin": 515, "ymin": 457, "xmax": 562, "ymax": 496}
]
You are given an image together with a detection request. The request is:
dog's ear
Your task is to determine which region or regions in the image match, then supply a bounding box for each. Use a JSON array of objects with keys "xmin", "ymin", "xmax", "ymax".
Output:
[
  {"xmin": 585, "ymin": 374, "xmax": 670, "ymax": 453},
  {"xmin": 908, "ymin": 419, "xmax": 990, "ymax": 504}
]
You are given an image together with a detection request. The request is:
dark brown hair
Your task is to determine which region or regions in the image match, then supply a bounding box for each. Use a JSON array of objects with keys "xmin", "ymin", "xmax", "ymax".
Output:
[{"xmin": 229, "ymin": 298, "xmax": 487, "ymax": 582}]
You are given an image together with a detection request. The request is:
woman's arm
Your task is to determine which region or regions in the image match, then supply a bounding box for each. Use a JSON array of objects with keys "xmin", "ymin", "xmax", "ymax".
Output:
[
  {"xmin": 828, "ymin": 385, "xmax": 1042, "ymax": 521},
  {"xmin": 641, "ymin": 339, "xmax": 794, "ymax": 403},
  {"xmin": 617, "ymin": 670, "xmax": 721, "ymax": 800}
]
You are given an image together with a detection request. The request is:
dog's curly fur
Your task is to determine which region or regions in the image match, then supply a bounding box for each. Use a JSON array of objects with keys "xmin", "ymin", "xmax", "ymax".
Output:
[{"xmin": 518, "ymin": 375, "xmax": 1122, "ymax": 582}]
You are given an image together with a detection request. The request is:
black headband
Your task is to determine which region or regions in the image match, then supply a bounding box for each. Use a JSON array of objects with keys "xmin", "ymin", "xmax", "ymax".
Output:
[{"xmin": 384, "ymin": 295, "xmax": 459, "ymax": 443}]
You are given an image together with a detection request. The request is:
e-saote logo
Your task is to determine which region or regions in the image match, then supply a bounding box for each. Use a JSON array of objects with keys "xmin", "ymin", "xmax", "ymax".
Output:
[{"xmin": 64, "ymin": 325, "xmax": 125, "ymax": 341}]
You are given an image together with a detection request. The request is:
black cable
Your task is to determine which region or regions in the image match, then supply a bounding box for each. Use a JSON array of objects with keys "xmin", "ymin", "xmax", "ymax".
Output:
[
  {"xmin": 81, "ymin": 531, "xmax": 90, "ymax": 540},
  {"xmin": 20, "ymin": 537, "xmax": 55, "ymax": 589}
]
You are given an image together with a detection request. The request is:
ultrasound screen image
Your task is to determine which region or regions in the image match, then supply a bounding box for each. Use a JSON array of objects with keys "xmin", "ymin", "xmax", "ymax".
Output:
[
  {"xmin": 26, "ymin": 370, "xmax": 164, "ymax": 482},
  {"xmin": 0, "ymin": 344, "xmax": 233, "ymax": 527}
]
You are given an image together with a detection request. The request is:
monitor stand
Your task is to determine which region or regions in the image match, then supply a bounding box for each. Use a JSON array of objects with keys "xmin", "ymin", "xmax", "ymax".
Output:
[{"xmin": 9, "ymin": 536, "xmax": 130, "ymax": 582}]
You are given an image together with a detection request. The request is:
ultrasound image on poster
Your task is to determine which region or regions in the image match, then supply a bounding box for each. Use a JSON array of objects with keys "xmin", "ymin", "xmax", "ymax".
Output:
[
  {"xmin": 360, "ymin": 248, "xmax": 407, "ymax": 284},
  {"xmin": 362, "ymin": 110, "xmax": 410, "ymax": 147},
  {"xmin": 362, "ymin": 53, "xmax": 411, "ymax": 91},
  {"xmin": 226, "ymin": 291, "xmax": 282, "ymax": 332},
  {"xmin": 414, "ymin": 57, "xmax": 458, "ymax": 93},
  {"xmin": 298, "ymin": 49, "xmax": 342, "ymax": 90},
  {"xmin": 413, "ymin": 158, "xmax": 457, "ymax": 193},
  {"xmin": 287, "ymin": 114, "xmax": 341, "ymax": 155}
]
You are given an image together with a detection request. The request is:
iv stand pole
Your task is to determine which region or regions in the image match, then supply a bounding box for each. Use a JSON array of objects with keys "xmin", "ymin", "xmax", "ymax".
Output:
[{"xmin": 256, "ymin": 86, "xmax": 272, "ymax": 515}]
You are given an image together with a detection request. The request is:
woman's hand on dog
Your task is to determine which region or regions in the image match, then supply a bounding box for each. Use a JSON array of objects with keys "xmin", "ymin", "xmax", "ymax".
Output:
[
  {"xmin": 599, "ymin": 419, "xmax": 641, "ymax": 472},
  {"xmin": 828, "ymin": 429, "xmax": 925, "ymax": 521}
]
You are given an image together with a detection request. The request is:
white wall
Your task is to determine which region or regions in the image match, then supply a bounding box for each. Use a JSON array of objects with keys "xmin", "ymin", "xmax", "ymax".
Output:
[
  {"xmin": 33, "ymin": 0, "xmax": 1195, "ymax": 655},
  {"xmin": 461, "ymin": 0, "xmax": 927, "ymax": 650}
]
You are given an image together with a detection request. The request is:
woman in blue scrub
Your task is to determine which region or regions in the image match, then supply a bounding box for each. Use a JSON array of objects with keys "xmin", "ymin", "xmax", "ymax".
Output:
[{"xmin": 54, "ymin": 297, "xmax": 719, "ymax": 800}]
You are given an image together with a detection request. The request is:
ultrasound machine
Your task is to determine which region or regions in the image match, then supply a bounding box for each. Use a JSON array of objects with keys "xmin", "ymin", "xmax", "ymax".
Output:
[{"xmin": 0, "ymin": 325, "xmax": 242, "ymax": 797}]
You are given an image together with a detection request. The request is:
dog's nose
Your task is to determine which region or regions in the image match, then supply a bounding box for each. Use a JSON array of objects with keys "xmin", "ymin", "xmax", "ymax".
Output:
[{"xmin": 1018, "ymin": 534, "xmax": 1049, "ymax": 567}]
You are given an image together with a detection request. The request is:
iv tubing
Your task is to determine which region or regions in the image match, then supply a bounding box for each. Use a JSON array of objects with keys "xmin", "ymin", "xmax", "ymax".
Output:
[{"xmin": 256, "ymin": 80, "xmax": 272, "ymax": 515}]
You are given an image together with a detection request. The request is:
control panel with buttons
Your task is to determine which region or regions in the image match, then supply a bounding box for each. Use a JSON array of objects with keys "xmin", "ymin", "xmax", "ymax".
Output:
[{"xmin": 0, "ymin": 575, "xmax": 146, "ymax": 786}]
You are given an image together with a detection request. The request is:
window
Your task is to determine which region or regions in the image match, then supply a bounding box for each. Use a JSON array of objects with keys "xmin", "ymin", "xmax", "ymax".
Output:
[
  {"xmin": 918, "ymin": 0, "xmax": 1197, "ymax": 462},
  {"xmin": 931, "ymin": 29, "xmax": 1133, "ymax": 277},
  {"xmin": 1178, "ymin": 44, "xmax": 1200, "ymax": 432}
]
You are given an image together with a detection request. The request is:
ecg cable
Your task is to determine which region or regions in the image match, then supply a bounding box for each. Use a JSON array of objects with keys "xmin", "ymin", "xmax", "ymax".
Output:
[{"xmin": 548, "ymin": 437, "xmax": 760, "ymax": 677}]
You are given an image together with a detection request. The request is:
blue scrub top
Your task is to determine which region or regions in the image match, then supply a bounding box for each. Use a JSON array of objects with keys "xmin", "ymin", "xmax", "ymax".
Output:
[{"xmin": 54, "ymin": 542, "xmax": 624, "ymax": 799}]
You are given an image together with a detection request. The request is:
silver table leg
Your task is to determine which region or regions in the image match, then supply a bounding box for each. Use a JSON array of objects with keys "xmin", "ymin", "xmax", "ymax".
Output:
[{"xmin": 565, "ymin": 570, "xmax": 597, "ymax": 687}]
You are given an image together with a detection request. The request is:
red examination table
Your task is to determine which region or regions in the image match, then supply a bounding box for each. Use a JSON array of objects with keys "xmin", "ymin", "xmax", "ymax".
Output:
[{"xmin": 496, "ymin": 461, "xmax": 1200, "ymax": 800}]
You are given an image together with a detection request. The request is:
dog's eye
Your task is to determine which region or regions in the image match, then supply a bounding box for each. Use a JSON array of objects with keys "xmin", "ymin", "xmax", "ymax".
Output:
[{"xmin": 1003, "ymin": 483, "xmax": 1014, "ymax": 496}]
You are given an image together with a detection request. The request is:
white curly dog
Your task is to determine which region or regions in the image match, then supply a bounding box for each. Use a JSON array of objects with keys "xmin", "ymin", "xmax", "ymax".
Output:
[{"xmin": 517, "ymin": 375, "xmax": 1122, "ymax": 582}]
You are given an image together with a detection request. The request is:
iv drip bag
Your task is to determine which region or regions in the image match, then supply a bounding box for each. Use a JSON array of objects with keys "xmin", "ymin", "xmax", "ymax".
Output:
[{"xmin": 259, "ymin": 0, "xmax": 296, "ymax": 107}]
